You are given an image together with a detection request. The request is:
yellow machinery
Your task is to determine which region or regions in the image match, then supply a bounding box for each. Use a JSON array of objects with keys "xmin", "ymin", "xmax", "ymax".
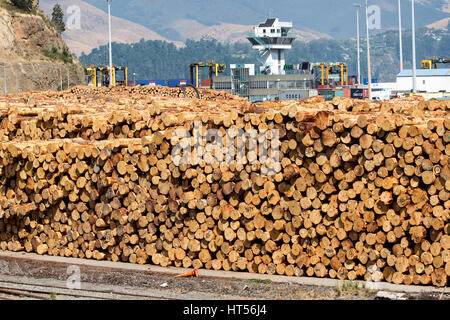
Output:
[
  {"xmin": 421, "ymin": 57, "xmax": 449, "ymax": 69},
  {"xmin": 312, "ymin": 63, "xmax": 348, "ymax": 86},
  {"xmin": 189, "ymin": 61, "xmax": 226, "ymax": 89},
  {"xmin": 85, "ymin": 65, "xmax": 128, "ymax": 87}
]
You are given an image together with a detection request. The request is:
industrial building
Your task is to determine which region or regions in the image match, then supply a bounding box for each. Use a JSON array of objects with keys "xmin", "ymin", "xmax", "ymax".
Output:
[
  {"xmin": 212, "ymin": 18, "xmax": 318, "ymax": 102},
  {"xmin": 396, "ymin": 69, "xmax": 450, "ymax": 93}
]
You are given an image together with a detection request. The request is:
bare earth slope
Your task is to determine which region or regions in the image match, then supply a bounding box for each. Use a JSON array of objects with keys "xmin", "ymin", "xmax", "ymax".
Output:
[
  {"xmin": 39, "ymin": 0, "xmax": 184, "ymax": 56},
  {"xmin": 0, "ymin": 1, "xmax": 85, "ymax": 93}
]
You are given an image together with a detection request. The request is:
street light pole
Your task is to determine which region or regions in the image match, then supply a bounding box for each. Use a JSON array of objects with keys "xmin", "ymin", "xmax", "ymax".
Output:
[
  {"xmin": 411, "ymin": 0, "xmax": 417, "ymax": 94},
  {"xmin": 365, "ymin": 0, "xmax": 372, "ymax": 100},
  {"xmin": 107, "ymin": 0, "xmax": 113, "ymax": 88},
  {"xmin": 354, "ymin": 4, "xmax": 361, "ymax": 85},
  {"xmin": 398, "ymin": 0, "xmax": 403, "ymax": 71}
]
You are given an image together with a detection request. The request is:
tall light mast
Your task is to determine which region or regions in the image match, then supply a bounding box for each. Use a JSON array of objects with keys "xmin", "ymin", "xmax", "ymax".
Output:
[
  {"xmin": 398, "ymin": 0, "xmax": 403, "ymax": 71},
  {"xmin": 107, "ymin": 0, "xmax": 113, "ymax": 87},
  {"xmin": 365, "ymin": 0, "xmax": 372, "ymax": 100},
  {"xmin": 354, "ymin": 4, "xmax": 361, "ymax": 85},
  {"xmin": 411, "ymin": 0, "xmax": 417, "ymax": 93}
]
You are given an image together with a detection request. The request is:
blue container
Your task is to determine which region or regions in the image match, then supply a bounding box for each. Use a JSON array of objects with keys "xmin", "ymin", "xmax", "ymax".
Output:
[
  {"xmin": 155, "ymin": 80, "xmax": 167, "ymax": 86},
  {"xmin": 137, "ymin": 80, "xmax": 150, "ymax": 86},
  {"xmin": 137, "ymin": 80, "xmax": 167, "ymax": 86},
  {"xmin": 363, "ymin": 78, "xmax": 378, "ymax": 85}
]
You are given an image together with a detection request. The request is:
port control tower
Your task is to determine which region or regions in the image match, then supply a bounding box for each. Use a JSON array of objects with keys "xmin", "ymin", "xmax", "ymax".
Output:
[{"xmin": 247, "ymin": 18, "xmax": 296, "ymax": 75}]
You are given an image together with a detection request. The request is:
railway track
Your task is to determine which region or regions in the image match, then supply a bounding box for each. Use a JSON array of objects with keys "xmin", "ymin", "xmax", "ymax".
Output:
[{"xmin": 0, "ymin": 279, "xmax": 182, "ymax": 300}]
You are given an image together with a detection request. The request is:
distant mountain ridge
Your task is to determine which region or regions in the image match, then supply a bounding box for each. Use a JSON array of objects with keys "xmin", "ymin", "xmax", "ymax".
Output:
[
  {"xmin": 39, "ymin": 0, "xmax": 449, "ymax": 56},
  {"xmin": 39, "ymin": 0, "xmax": 335, "ymax": 56},
  {"xmin": 82, "ymin": 0, "xmax": 449, "ymax": 40},
  {"xmin": 39, "ymin": 0, "xmax": 184, "ymax": 56}
]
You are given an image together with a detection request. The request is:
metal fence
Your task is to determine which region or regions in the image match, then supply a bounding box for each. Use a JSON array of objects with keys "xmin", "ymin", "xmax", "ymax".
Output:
[{"xmin": 0, "ymin": 62, "xmax": 76, "ymax": 95}]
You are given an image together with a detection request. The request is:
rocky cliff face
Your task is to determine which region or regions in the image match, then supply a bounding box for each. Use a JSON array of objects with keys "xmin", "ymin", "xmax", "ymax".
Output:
[{"xmin": 0, "ymin": 1, "xmax": 85, "ymax": 94}]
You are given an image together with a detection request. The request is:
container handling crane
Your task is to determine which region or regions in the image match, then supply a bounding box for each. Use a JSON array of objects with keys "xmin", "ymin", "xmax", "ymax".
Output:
[
  {"xmin": 85, "ymin": 65, "xmax": 128, "ymax": 87},
  {"xmin": 421, "ymin": 57, "xmax": 450, "ymax": 69},
  {"xmin": 311, "ymin": 62, "xmax": 348, "ymax": 87},
  {"xmin": 189, "ymin": 61, "xmax": 226, "ymax": 89}
]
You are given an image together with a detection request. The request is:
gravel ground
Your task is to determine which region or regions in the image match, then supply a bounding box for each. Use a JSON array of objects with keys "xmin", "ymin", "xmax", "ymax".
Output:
[{"xmin": 0, "ymin": 253, "xmax": 447, "ymax": 300}]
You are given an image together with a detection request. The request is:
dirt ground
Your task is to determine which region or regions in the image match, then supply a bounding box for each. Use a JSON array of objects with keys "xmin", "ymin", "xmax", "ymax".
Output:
[{"xmin": 0, "ymin": 254, "xmax": 448, "ymax": 300}]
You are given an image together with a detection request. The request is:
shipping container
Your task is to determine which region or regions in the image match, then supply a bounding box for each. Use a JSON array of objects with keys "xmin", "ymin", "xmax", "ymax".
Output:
[
  {"xmin": 137, "ymin": 80, "xmax": 167, "ymax": 86},
  {"xmin": 317, "ymin": 85, "xmax": 330, "ymax": 89},
  {"xmin": 363, "ymin": 78, "xmax": 379, "ymax": 85},
  {"xmin": 279, "ymin": 89, "xmax": 309, "ymax": 101},
  {"xmin": 201, "ymin": 79, "xmax": 210, "ymax": 88},
  {"xmin": 350, "ymin": 88, "xmax": 370, "ymax": 99},
  {"xmin": 347, "ymin": 76, "xmax": 356, "ymax": 86},
  {"xmin": 168, "ymin": 79, "xmax": 189, "ymax": 88},
  {"xmin": 343, "ymin": 88, "xmax": 351, "ymax": 98},
  {"xmin": 351, "ymin": 88, "xmax": 364, "ymax": 99},
  {"xmin": 334, "ymin": 90, "xmax": 345, "ymax": 98},
  {"xmin": 308, "ymin": 89, "xmax": 318, "ymax": 97},
  {"xmin": 363, "ymin": 89, "xmax": 369, "ymax": 99},
  {"xmin": 318, "ymin": 90, "xmax": 335, "ymax": 101}
]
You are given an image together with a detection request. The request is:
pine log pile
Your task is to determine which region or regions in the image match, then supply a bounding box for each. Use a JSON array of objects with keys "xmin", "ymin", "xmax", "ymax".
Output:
[
  {"xmin": 63, "ymin": 85, "xmax": 245, "ymax": 102},
  {"xmin": 0, "ymin": 86, "xmax": 448, "ymax": 287}
]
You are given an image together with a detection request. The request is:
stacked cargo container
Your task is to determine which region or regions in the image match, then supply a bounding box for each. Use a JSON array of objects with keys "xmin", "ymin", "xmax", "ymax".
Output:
[
  {"xmin": 168, "ymin": 79, "xmax": 189, "ymax": 88},
  {"xmin": 137, "ymin": 80, "xmax": 167, "ymax": 86},
  {"xmin": 318, "ymin": 88, "xmax": 369, "ymax": 101}
]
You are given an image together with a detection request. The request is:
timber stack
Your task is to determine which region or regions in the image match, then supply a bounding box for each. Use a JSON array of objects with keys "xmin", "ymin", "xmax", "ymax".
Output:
[{"xmin": 0, "ymin": 87, "xmax": 448, "ymax": 287}]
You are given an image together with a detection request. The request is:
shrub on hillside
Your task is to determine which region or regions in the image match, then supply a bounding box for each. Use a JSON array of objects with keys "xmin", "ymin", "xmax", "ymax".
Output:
[{"xmin": 11, "ymin": 0, "xmax": 34, "ymax": 12}]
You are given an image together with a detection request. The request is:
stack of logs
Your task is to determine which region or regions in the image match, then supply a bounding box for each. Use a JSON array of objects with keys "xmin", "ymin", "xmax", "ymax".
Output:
[
  {"xmin": 60, "ymin": 85, "xmax": 245, "ymax": 101},
  {"xmin": 0, "ymin": 87, "xmax": 448, "ymax": 287}
]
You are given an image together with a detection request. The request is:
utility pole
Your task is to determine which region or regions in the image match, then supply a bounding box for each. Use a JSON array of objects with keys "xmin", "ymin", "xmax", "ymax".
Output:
[
  {"xmin": 398, "ymin": 0, "xmax": 403, "ymax": 71},
  {"xmin": 107, "ymin": 0, "xmax": 113, "ymax": 88},
  {"xmin": 365, "ymin": 0, "xmax": 372, "ymax": 100},
  {"xmin": 411, "ymin": 0, "xmax": 417, "ymax": 93},
  {"xmin": 354, "ymin": 3, "xmax": 361, "ymax": 85}
]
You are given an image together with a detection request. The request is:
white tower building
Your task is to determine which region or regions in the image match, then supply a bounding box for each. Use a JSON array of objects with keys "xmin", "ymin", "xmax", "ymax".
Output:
[{"xmin": 247, "ymin": 18, "xmax": 296, "ymax": 75}]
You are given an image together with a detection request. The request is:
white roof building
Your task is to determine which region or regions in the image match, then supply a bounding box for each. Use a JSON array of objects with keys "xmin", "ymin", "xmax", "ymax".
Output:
[
  {"xmin": 396, "ymin": 69, "xmax": 450, "ymax": 92},
  {"xmin": 247, "ymin": 18, "xmax": 295, "ymax": 75}
]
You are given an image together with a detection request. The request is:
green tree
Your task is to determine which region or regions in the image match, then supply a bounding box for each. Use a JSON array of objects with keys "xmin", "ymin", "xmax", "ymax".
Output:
[
  {"xmin": 51, "ymin": 3, "xmax": 65, "ymax": 33},
  {"xmin": 11, "ymin": 0, "xmax": 34, "ymax": 11}
]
